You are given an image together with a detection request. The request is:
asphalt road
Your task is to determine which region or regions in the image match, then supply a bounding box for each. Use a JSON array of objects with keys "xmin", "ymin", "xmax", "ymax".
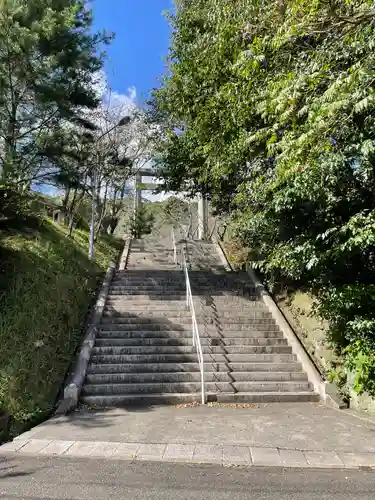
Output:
[{"xmin": 1, "ymin": 456, "xmax": 375, "ymax": 499}]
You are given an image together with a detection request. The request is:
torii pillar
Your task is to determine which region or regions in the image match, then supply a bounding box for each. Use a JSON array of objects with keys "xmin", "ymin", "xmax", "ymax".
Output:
[
  {"xmin": 134, "ymin": 169, "xmax": 158, "ymax": 214},
  {"xmin": 134, "ymin": 171, "xmax": 142, "ymax": 212},
  {"xmin": 198, "ymin": 194, "xmax": 209, "ymax": 240}
]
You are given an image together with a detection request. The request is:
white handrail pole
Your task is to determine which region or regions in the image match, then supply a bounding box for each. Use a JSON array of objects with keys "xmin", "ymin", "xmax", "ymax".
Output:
[
  {"xmin": 171, "ymin": 227, "xmax": 177, "ymax": 265},
  {"xmin": 180, "ymin": 243, "xmax": 205, "ymax": 404},
  {"xmin": 201, "ymin": 365, "xmax": 205, "ymax": 404}
]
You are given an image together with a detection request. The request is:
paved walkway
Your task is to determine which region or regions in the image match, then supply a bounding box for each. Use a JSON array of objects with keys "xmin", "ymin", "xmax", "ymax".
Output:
[{"xmin": 2, "ymin": 403, "xmax": 375, "ymax": 469}]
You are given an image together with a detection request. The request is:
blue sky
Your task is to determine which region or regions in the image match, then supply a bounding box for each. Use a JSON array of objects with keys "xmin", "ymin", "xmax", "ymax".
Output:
[
  {"xmin": 37, "ymin": 1, "xmax": 172, "ymax": 197},
  {"xmin": 92, "ymin": 0, "xmax": 173, "ymax": 106}
]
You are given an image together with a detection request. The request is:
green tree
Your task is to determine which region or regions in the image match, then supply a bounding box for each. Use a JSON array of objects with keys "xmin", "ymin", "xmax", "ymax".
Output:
[
  {"xmin": 0, "ymin": 0, "xmax": 111, "ymax": 187},
  {"xmin": 130, "ymin": 206, "xmax": 155, "ymax": 239},
  {"xmin": 154, "ymin": 0, "xmax": 375, "ymax": 396},
  {"xmin": 164, "ymin": 196, "xmax": 189, "ymax": 225}
]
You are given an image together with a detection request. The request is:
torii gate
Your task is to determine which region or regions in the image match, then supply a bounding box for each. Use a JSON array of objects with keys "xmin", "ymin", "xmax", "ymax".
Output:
[
  {"xmin": 134, "ymin": 168, "xmax": 209, "ymax": 240},
  {"xmin": 133, "ymin": 168, "xmax": 159, "ymax": 212}
]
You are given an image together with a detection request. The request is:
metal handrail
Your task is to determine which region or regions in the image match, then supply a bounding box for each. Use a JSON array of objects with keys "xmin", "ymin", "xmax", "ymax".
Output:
[
  {"xmin": 171, "ymin": 226, "xmax": 177, "ymax": 264},
  {"xmin": 180, "ymin": 242, "xmax": 206, "ymax": 404}
]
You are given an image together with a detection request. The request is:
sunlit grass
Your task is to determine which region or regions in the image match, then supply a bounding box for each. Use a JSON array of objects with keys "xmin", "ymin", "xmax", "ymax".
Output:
[{"xmin": 0, "ymin": 217, "xmax": 122, "ymax": 436}]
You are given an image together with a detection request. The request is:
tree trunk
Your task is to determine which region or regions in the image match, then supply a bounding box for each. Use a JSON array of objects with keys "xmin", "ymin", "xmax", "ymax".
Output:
[
  {"xmin": 67, "ymin": 188, "xmax": 78, "ymax": 237},
  {"xmin": 109, "ymin": 217, "xmax": 119, "ymax": 235},
  {"xmin": 95, "ymin": 181, "xmax": 109, "ymax": 241},
  {"xmin": 63, "ymin": 187, "xmax": 71, "ymax": 210},
  {"xmin": 89, "ymin": 171, "xmax": 97, "ymax": 261},
  {"xmin": 62, "ymin": 187, "xmax": 71, "ymax": 224},
  {"xmin": 67, "ymin": 179, "xmax": 86, "ymax": 237},
  {"xmin": 2, "ymin": 83, "xmax": 19, "ymax": 183}
]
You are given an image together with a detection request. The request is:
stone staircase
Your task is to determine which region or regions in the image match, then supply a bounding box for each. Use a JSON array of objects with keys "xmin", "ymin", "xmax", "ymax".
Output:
[{"xmin": 80, "ymin": 235, "xmax": 319, "ymax": 406}]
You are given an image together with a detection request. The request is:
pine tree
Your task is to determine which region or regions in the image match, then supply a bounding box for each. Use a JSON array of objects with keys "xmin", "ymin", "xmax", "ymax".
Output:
[{"xmin": 0, "ymin": 0, "xmax": 112, "ymax": 186}]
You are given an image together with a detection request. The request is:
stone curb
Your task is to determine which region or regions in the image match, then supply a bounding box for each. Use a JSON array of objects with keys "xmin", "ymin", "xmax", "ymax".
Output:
[
  {"xmin": 55, "ymin": 262, "xmax": 116, "ymax": 415},
  {"xmin": 119, "ymin": 238, "xmax": 132, "ymax": 271},
  {"xmin": 212, "ymin": 236, "xmax": 232, "ymax": 273},
  {"xmin": 213, "ymin": 238, "xmax": 333, "ymax": 407},
  {"xmin": 1, "ymin": 438, "xmax": 375, "ymax": 469}
]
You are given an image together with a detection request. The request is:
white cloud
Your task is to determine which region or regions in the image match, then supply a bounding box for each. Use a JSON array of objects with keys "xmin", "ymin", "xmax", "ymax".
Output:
[
  {"xmin": 91, "ymin": 70, "xmax": 138, "ymax": 111},
  {"xmin": 128, "ymin": 86, "xmax": 137, "ymax": 102},
  {"xmin": 111, "ymin": 88, "xmax": 137, "ymax": 111}
]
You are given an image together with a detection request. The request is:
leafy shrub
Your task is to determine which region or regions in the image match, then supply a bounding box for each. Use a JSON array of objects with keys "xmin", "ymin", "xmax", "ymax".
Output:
[{"xmin": 130, "ymin": 207, "xmax": 155, "ymax": 239}]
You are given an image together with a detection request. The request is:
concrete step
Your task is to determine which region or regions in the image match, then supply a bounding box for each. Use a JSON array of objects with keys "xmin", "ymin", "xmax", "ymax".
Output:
[
  {"xmin": 96, "ymin": 330, "xmax": 284, "ymax": 339},
  {"xmin": 97, "ymin": 330, "xmax": 192, "ymax": 339},
  {"xmin": 198, "ymin": 317, "xmax": 277, "ymax": 325},
  {"xmin": 110, "ymin": 283, "xmax": 186, "ymax": 290},
  {"xmin": 202, "ymin": 345, "xmax": 292, "ymax": 354},
  {"xmin": 104, "ymin": 298, "xmax": 265, "ymax": 307},
  {"xmin": 81, "ymin": 391, "xmax": 319, "ymax": 406},
  {"xmin": 94, "ymin": 337, "xmax": 287, "ymax": 347},
  {"xmin": 87, "ymin": 362, "xmax": 303, "ymax": 374},
  {"xmin": 87, "ymin": 372, "xmax": 206, "ymax": 384},
  {"xmin": 226, "ymin": 371, "xmax": 308, "ymax": 381},
  {"xmin": 105, "ymin": 299, "xmax": 263, "ymax": 307},
  {"xmin": 85, "ymin": 371, "xmax": 308, "ymax": 384},
  {"xmin": 110, "ymin": 284, "xmax": 186, "ymax": 291},
  {"xmin": 101, "ymin": 310, "xmax": 273, "ymax": 320},
  {"xmin": 105, "ymin": 298, "xmax": 187, "ymax": 304},
  {"xmin": 104, "ymin": 304, "xmax": 187, "ymax": 311},
  {"xmin": 108, "ymin": 290, "xmax": 186, "ymax": 297},
  {"xmin": 95, "ymin": 338, "xmax": 193, "ymax": 347},
  {"xmin": 109, "ymin": 285, "xmax": 259, "ymax": 294},
  {"xmin": 125, "ymin": 268, "xmax": 178, "ymax": 272},
  {"xmin": 100, "ymin": 317, "xmax": 277, "ymax": 326},
  {"xmin": 80, "ymin": 393, "xmax": 205, "ymax": 406},
  {"xmin": 201, "ymin": 337, "xmax": 287, "ymax": 346},
  {"xmin": 112, "ymin": 277, "xmax": 185, "ymax": 283},
  {"xmin": 88, "ymin": 362, "xmax": 201, "ymax": 374},
  {"xmin": 216, "ymin": 392, "xmax": 320, "ymax": 403},
  {"xmin": 107, "ymin": 294, "xmax": 188, "ymax": 300},
  {"xmin": 98, "ymin": 324, "xmax": 191, "ymax": 332},
  {"xmin": 91, "ymin": 346, "xmax": 292, "ymax": 355},
  {"xmin": 102, "ymin": 308, "xmax": 271, "ymax": 318},
  {"xmin": 209, "ymin": 297, "xmax": 262, "ymax": 304},
  {"xmin": 82, "ymin": 381, "xmax": 312, "ymax": 395},
  {"xmin": 193, "ymin": 290, "xmax": 258, "ymax": 297},
  {"xmin": 110, "ymin": 283, "xmax": 257, "ymax": 293},
  {"xmin": 194, "ymin": 283, "xmax": 257, "ymax": 289},
  {"xmin": 115, "ymin": 270, "xmax": 182, "ymax": 277},
  {"xmin": 89, "ymin": 354, "xmax": 297, "ymax": 364},
  {"xmin": 100, "ymin": 318, "xmax": 192, "ymax": 326},
  {"xmin": 206, "ymin": 311, "xmax": 274, "ymax": 319},
  {"xmin": 99, "ymin": 322, "xmax": 279, "ymax": 331},
  {"xmin": 192, "ymin": 286, "xmax": 258, "ymax": 294},
  {"xmin": 102, "ymin": 311, "xmax": 192, "ymax": 319}
]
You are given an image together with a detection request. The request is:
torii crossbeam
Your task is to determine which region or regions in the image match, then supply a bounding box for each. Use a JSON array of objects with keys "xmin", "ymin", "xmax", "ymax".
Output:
[{"xmin": 134, "ymin": 168, "xmax": 208, "ymax": 240}]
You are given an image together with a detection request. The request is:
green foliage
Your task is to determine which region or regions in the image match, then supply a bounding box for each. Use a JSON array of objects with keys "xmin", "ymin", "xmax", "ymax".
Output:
[
  {"xmin": 130, "ymin": 206, "xmax": 155, "ymax": 239},
  {"xmin": 154, "ymin": 0, "xmax": 375, "ymax": 396},
  {"xmin": 345, "ymin": 342, "xmax": 375, "ymax": 396},
  {"xmin": 164, "ymin": 196, "xmax": 189, "ymax": 224},
  {"xmin": 0, "ymin": 0, "xmax": 111, "ymax": 186},
  {"xmin": 0, "ymin": 187, "xmax": 34, "ymax": 221}
]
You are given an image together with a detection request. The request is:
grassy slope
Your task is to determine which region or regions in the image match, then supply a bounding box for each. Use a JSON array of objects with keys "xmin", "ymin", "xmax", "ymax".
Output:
[{"xmin": 0, "ymin": 216, "xmax": 122, "ymax": 436}]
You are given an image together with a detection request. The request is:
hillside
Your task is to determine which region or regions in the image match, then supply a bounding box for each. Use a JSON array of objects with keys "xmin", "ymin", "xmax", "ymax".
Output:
[{"xmin": 0, "ymin": 198, "xmax": 122, "ymax": 438}]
